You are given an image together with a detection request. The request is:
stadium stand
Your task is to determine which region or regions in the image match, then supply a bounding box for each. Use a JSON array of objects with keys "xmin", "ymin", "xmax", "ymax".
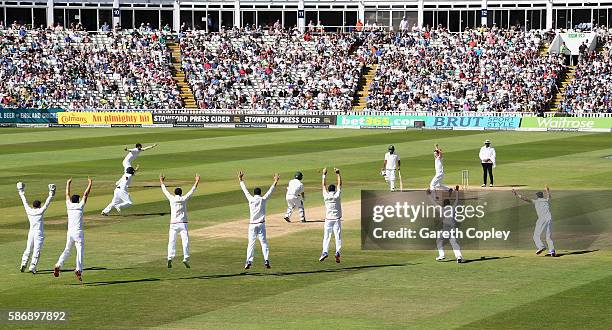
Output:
[{"xmin": 0, "ymin": 24, "xmax": 182, "ymax": 110}]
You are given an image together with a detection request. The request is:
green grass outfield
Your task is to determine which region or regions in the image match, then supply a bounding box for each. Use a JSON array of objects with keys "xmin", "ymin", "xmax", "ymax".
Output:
[{"xmin": 0, "ymin": 128, "xmax": 611, "ymax": 329}]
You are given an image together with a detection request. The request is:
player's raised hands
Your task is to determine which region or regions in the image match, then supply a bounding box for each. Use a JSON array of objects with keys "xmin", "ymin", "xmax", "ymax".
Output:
[
  {"xmin": 195, "ymin": 174, "xmax": 201, "ymax": 184},
  {"xmin": 238, "ymin": 170, "xmax": 244, "ymax": 180},
  {"xmin": 322, "ymin": 167, "xmax": 328, "ymax": 175},
  {"xmin": 67, "ymin": 178, "xmax": 72, "ymax": 184},
  {"xmin": 159, "ymin": 174, "xmax": 165, "ymax": 183},
  {"xmin": 334, "ymin": 168, "xmax": 340, "ymax": 174},
  {"xmin": 273, "ymin": 173, "xmax": 280, "ymax": 182}
]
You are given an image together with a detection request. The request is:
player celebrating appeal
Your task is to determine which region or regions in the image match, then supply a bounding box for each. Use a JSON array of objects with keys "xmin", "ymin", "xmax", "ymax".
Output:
[
  {"xmin": 319, "ymin": 168, "xmax": 343, "ymax": 263},
  {"xmin": 427, "ymin": 187, "xmax": 463, "ymax": 263},
  {"xmin": 54, "ymin": 177, "xmax": 93, "ymax": 282},
  {"xmin": 239, "ymin": 171, "xmax": 279, "ymax": 270},
  {"xmin": 101, "ymin": 166, "xmax": 138, "ymax": 216},
  {"xmin": 513, "ymin": 186, "xmax": 556, "ymax": 257},
  {"xmin": 123, "ymin": 143, "xmax": 157, "ymax": 170},
  {"xmin": 160, "ymin": 174, "xmax": 200, "ymax": 269},
  {"xmin": 479, "ymin": 140, "xmax": 496, "ymax": 187},
  {"xmin": 429, "ymin": 144, "xmax": 453, "ymax": 193},
  {"xmin": 284, "ymin": 171, "xmax": 306, "ymax": 223},
  {"xmin": 17, "ymin": 182, "xmax": 56, "ymax": 274},
  {"xmin": 382, "ymin": 145, "xmax": 401, "ymax": 191}
]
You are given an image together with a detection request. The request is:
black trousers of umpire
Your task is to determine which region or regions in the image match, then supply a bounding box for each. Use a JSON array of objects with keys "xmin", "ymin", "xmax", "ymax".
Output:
[{"xmin": 481, "ymin": 163, "xmax": 494, "ymax": 185}]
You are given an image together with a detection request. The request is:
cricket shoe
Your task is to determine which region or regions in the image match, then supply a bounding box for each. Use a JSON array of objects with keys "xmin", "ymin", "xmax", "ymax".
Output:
[
  {"xmin": 75, "ymin": 270, "xmax": 82, "ymax": 282},
  {"xmin": 167, "ymin": 260, "xmax": 172, "ymax": 268},
  {"xmin": 53, "ymin": 266, "xmax": 60, "ymax": 277},
  {"xmin": 489, "ymin": 184, "xmax": 494, "ymax": 187},
  {"xmin": 182, "ymin": 259, "xmax": 191, "ymax": 269},
  {"xmin": 319, "ymin": 253, "xmax": 329, "ymax": 262},
  {"xmin": 244, "ymin": 262, "xmax": 251, "ymax": 270},
  {"xmin": 550, "ymin": 250, "xmax": 557, "ymax": 257},
  {"xmin": 29, "ymin": 268, "xmax": 37, "ymax": 275},
  {"xmin": 436, "ymin": 256, "xmax": 445, "ymax": 261},
  {"xmin": 457, "ymin": 258, "xmax": 463, "ymax": 264},
  {"xmin": 300, "ymin": 218, "xmax": 307, "ymax": 223},
  {"xmin": 283, "ymin": 216, "xmax": 291, "ymax": 223},
  {"xmin": 20, "ymin": 265, "xmax": 26, "ymax": 273},
  {"xmin": 481, "ymin": 184, "xmax": 486, "ymax": 187},
  {"xmin": 536, "ymin": 248, "xmax": 546, "ymax": 255},
  {"xmin": 335, "ymin": 253, "xmax": 341, "ymax": 263},
  {"xmin": 264, "ymin": 260, "xmax": 271, "ymax": 269},
  {"xmin": 101, "ymin": 211, "xmax": 109, "ymax": 216}
]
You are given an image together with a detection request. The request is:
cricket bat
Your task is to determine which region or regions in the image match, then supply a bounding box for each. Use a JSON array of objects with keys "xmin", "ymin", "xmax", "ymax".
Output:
[{"xmin": 398, "ymin": 170, "xmax": 403, "ymax": 191}]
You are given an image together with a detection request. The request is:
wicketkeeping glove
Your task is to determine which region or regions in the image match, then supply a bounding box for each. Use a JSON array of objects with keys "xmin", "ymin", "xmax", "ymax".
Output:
[
  {"xmin": 48, "ymin": 183, "xmax": 57, "ymax": 196},
  {"xmin": 17, "ymin": 182, "xmax": 25, "ymax": 191}
]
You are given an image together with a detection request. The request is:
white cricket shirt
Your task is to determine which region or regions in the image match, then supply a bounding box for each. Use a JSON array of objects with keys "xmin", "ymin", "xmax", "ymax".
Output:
[
  {"xmin": 385, "ymin": 152, "xmax": 400, "ymax": 170},
  {"xmin": 323, "ymin": 188, "xmax": 342, "ymax": 220},
  {"xmin": 532, "ymin": 197, "xmax": 552, "ymax": 220},
  {"xmin": 123, "ymin": 148, "xmax": 141, "ymax": 164},
  {"xmin": 116, "ymin": 173, "xmax": 133, "ymax": 190},
  {"xmin": 19, "ymin": 192, "xmax": 53, "ymax": 232},
  {"xmin": 161, "ymin": 184, "xmax": 197, "ymax": 223},
  {"xmin": 286, "ymin": 178, "xmax": 304, "ymax": 197},
  {"xmin": 66, "ymin": 199, "xmax": 86, "ymax": 232},
  {"xmin": 240, "ymin": 181, "xmax": 275, "ymax": 223}
]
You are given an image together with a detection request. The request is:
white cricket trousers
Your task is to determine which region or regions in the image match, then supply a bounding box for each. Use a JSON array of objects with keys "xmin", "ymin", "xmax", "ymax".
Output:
[
  {"xmin": 22, "ymin": 230, "xmax": 44, "ymax": 270},
  {"xmin": 55, "ymin": 230, "xmax": 84, "ymax": 271},
  {"xmin": 533, "ymin": 218, "xmax": 555, "ymax": 252},
  {"xmin": 168, "ymin": 223, "xmax": 190, "ymax": 261},
  {"xmin": 436, "ymin": 223, "xmax": 462, "ymax": 259},
  {"xmin": 246, "ymin": 223, "xmax": 269, "ymax": 263},
  {"xmin": 430, "ymin": 172, "xmax": 450, "ymax": 191},
  {"xmin": 386, "ymin": 169, "xmax": 396, "ymax": 190},
  {"xmin": 102, "ymin": 188, "xmax": 133, "ymax": 214},
  {"xmin": 322, "ymin": 219, "xmax": 342, "ymax": 255},
  {"xmin": 285, "ymin": 195, "xmax": 305, "ymax": 221}
]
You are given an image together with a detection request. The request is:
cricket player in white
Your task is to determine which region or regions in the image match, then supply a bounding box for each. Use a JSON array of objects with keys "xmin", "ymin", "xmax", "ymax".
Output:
[
  {"xmin": 284, "ymin": 171, "xmax": 305, "ymax": 223},
  {"xmin": 479, "ymin": 140, "xmax": 496, "ymax": 187},
  {"xmin": 382, "ymin": 145, "xmax": 400, "ymax": 191},
  {"xmin": 160, "ymin": 174, "xmax": 200, "ymax": 269},
  {"xmin": 54, "ymin": 177, "xmax": 92, "ymax": 282},
  {"xmin": 122, "ymin": 143, "xmax": 157, "ymax": 170},
  {"xmin": 429, "ymin": 144, "xmax": 453, "ymax": 192},
  {"xmin": 513, "ymin": 186, "xmax": 556, "ymax": 256},
  {"xmin": 101, "ymin": 166, "xmax": 138, "ymax": 216},
  {"xmin": 17, "ymin": 182, "xmax": 55, "ymax": 274},
  {"xmin": 428, "ymin": 188, "xmax": 463, "ymax": 263},
  {"xmin": 319, "ymin": 168, "xmax": 342, "ymax": 263},
  {"xmin": 239, "ymin": 171, "xmax": 279, "ymax": 270}
]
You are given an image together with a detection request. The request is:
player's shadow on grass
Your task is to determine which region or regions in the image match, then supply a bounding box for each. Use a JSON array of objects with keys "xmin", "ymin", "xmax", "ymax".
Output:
[
  {"xmin": 37, "ymin": 266, "xmax": 135, "ymax": 275},
  {"xmin": 554, "ymin": 249, "xmax": 599, "ymax": 257},
  {"xmin": 78, "ymin": 263, "xmax": 412, "ymax": 286},
  {"xmin": 458, "ymin": 256, "xmax": 514, "ymax": 264}
]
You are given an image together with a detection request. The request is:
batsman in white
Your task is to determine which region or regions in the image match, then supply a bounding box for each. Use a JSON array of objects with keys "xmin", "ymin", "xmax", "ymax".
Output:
[
  {"xmin": 17, "ymin": 182, "xmax": 56, "ymax": 274},
  {"xmin": 54, "ymin": 177, "xmax": 93, "ymax": 282},
  {"xmin": 123, "ymin": 143, "xmax": 157, "ymax": 170},
  {"xmin": 239, "ymin": 171, "xmax": 279, "ymax": 270},
  {"xmin": 283, "ymin": 171, "xmax": 306, "ymax": 223},
  {"xmin": 513, "ymin": 186, "xmax": 556, "ymax": 257},
  {"xmin": 160, "ymin": 173, "xmax": 200, "ymax": 269},
  {"xmin": 101, "ymin": 165, "xmax": 138, "ymax": 216},
  {"xmin": 429, "ymin": 144, "xmax": 453, "ymax": 193},
  {"xmin": 427, "ymin": 187, "xmax": 463, "ymax": 263},
  {"xmin": 382, "ymin": 145, "xmax": 400, "ymax": 191},
  {"xmin": 319, "ymin": 167, "xmax": 342, "ymax": 263}
]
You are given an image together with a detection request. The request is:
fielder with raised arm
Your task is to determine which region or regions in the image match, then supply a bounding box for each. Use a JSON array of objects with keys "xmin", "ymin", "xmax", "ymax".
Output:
[
  {"xmin": 284, "ymin": 171, "xmax": 306, "ymax": 223},
  {"xmin": 513, "ymin": 186, "xmax": 556, "ymax": 257},
  {"xmin": 428, "ymin": 187, "xmax": 463, "ymax": 263},
  {"xmin": 54, "ymin": 177, "xmax": 92, "ymax": 282},
  {"xmin": 319, "ymin": 168, "xmax": 342, "ymax": 263},
  {"xmin": 382, "ymin": 145, "xmax": 400, "ymax": 191},
  {"xmin": 160, "ymin": 174, "xmax": 200, "ymax": 269},
  {"xmin": 17, "ymin": 182, "xmax": 56, "ymax": 274},
  {"xmin": 123, "ymin": 143, "xmax": 157, "ymax": 170},
  {"xmin": 239, "ymin": 171, "xmax": 279, "ymax": 270},
  {"xmin": 429, "ymin": 144, "xmax": 453, "ymax": 193},
  {"xmin": 101, "ymin": 166, "xmax": 138, "ymax": 216}
]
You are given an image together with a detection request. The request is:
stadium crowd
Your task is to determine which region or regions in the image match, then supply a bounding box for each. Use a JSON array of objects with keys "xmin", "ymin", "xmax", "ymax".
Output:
[
  {"xmin": 0, "ymin": 23, "xmax": 181, "ymax": 110},
  {"xmin": 558, "ymin": 32, "xmax": 612, "ymax": 113},
  {"xmin": 364, "ymin": 27, "xmax": 565, "ymax": 112},
  {"xmin": 1, "ymin": 22, "xmax": 611, "ymax": 113},
  {"xmin": 178, "ymin": 27, "xmax": 365, "ymax": 111}
]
